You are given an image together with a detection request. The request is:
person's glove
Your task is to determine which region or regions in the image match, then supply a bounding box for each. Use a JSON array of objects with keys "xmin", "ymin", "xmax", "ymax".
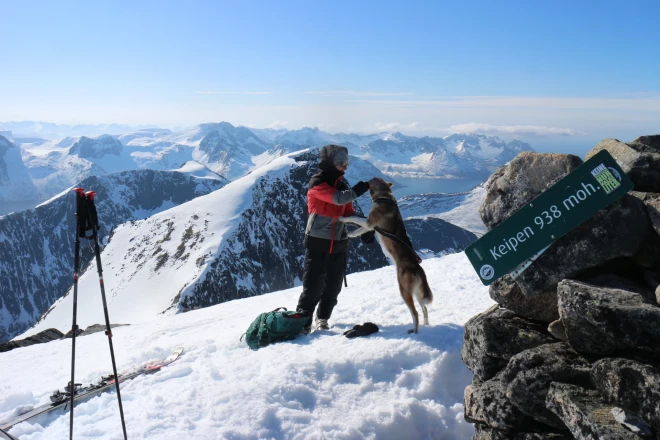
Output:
[
  {"xmin": 353, "ymin": 181, "xmax": 370, "ymax": 197},
  {"xmin": 360, "ymin": 230, "xmax": 376, "ymax": 244},
  {"xmin": 343, "ymin": 322, "xmax": 379, "ymax": 338}
]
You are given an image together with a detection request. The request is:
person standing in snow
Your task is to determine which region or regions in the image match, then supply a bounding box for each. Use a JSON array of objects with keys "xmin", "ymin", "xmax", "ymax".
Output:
[{"xmin": 296, "ymin": 144, "xmax": 379, "ymax": 334}]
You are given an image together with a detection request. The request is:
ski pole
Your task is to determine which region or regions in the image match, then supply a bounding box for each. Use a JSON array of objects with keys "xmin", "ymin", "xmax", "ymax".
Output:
[
  {"xmin": 69, "ymin": 187, "xmax": 87, "ymax": 440},
  {"xmin": 85, "ymin": 191, "xmax": 128, "ymax": 440}
]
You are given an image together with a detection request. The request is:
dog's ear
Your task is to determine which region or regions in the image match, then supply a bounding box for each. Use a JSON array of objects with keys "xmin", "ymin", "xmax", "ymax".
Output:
[{"xmin": 387, "ymin": 182, "xmax": 393, "ymax": 188}]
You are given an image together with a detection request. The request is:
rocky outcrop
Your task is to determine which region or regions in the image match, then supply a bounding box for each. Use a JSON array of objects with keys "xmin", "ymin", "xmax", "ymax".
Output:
[
  {"xmin": 489, "ymin": 276, "xmax": 558, "ymax": 323},
  {"xmin": 463, "ymin": 136, "xmax": 660, "ymax": 439},
  {"xmin": 68, "ymin": 135, "xmax": 123, "ymax": 159},
  {"xmin": 0, "ymin": 328, "xmax": 63, "ymax": 352},
  {"xmin": 501, "ymin": 343, "xmax": 592, "ymax": 429},
  {"xmin": 546, "ymin": 383, "xmax": 645, "ymax": 440},
  {"xmin": 473, "ymin": 424, "xmax": 572, "ymax": 440},
  {"xmin": 405, "ymin": 217, "xmax": 477, "ymax": 254},
  {"xmin": 591, "ymin": 358, "xmax": 660, "ymax": 430},
  {"xmin": 585, "ymin": 136, "xmax": 660, "ymax": 193},
  {"xmin": 465, "ymin": 375, "xmax": 538, "ymax": 431},
  {"xmin": 462, "ymin": 305, "xmax": 555, "ymax": 381},
  {"xmin": 557, "ymin": 279, "xmax": 660, "ymax": 356},
  {"xmin": 513, "ymin": 195, "xmax": 649, "ymax": 298},
  {"xmin": 642, "ymin": 194, "xmax": 660, "ymax": 237},
  {"xmin": 479, "ymin": 152, "xmax": 583, "ymax": 230}
]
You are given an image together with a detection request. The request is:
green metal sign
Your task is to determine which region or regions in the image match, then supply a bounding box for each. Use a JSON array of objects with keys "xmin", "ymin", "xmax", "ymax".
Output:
[{"xmin": 466, "ymin": 150, "xmax": 633, "ymax": 285}]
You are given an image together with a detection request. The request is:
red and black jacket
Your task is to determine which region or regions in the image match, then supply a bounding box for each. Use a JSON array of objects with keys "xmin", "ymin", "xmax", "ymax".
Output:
[{"xmin": 304, "ymin": 147, "xmax": 369, "ymax": 254}]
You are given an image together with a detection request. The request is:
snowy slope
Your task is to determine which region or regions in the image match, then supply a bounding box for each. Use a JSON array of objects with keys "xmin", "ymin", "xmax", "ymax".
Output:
[
  {"xmin": 434, "ymin": 184, "xmax": 487, "ymax": 235},
  {"xmin": 0, "ymin": 135, "xmax": 37, "ymax": 200},
  {"xmin": 0, "ymin": 252, "xmax": 494, "ymax": 440},
  {"xmin": 0, "ymin": 170, "xmax": 226, "ymax": 343},
  {"xmin": 173, "ymin": 161, "xmax": 227, "ymax": 180},
  {"xmin": 191, "ymin": 122, "xmax": 271, "ymax": 179},
  {"xmin": 399, "ymin": 184, "xmax": 487, "ymax": 236}
]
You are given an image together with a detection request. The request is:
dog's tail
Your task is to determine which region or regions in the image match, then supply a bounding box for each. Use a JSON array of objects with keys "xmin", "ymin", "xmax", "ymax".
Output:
[{"xmin": 415, "ymin": 267, "xmax": 433, "ymax": 306}]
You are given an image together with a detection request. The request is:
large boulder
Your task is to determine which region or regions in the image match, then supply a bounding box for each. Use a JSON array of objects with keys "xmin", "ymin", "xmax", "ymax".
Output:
[
  {"xmin": 557, "ymin": 279, "xmax": 660, "ymax": 356},
  {"xmin": 490, "ymin": 276, "xmax": 559, "ymax": 323},
  {"xmin": 645, "ymin": 194, "xmax": 660, "ymax": 238},
  {"xmin": 501, "ymin": 343, "xmax": 592, "ymax": 430},
  {"xmin": 514, "ymin": 195, "xmax": 649, "ymax": 298},
  {"xmin": 465, "ymin": 376, "xmax": 538, "ymax": 431},
  {"xmin": 462, "ymin": 305, "xmax": 555, "ymax": 381},
  {"xmin": 585, "ymin": 136, "xmax": 660, "ymax": 193},
  {"xmin": 0, "ymin": 328, "xmax": 63, "ymax": 352},
  {"xmin": 645, "ymin": 270, "xmax": 660, "ymax": 305},
  {"xmin": 473, "ymin": 423, "xmax": 572, "ymax": 440},
  {"xmin": 480, "ymin": 152, "xmax": 583, "ymax": 229},
  {"xmin": 547, "ymin": 320, "xmax": 568, "ymax": 342},
  {"xmin": 591, "ymin": 358, "xmax": 660, "ymax": 430},
  {"xmin": 579, "ymin": 273, "xmax": 657, "ymax": 305},
  {"xmin": 545, "ymin": 382, "xmax": 645, "ymax": 440},
  {"xmin": 630, "ymin": 191, "xmax": 660, "ymax": 268}
]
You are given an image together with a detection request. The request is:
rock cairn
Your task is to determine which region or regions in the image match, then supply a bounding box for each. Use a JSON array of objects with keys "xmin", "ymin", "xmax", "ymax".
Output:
[{"xmin": 462, "ymin": 136, "xmax": 660, "ymax": 439}]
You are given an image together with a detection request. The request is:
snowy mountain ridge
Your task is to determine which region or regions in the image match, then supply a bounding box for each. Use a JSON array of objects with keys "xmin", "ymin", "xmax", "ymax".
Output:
[
  {"xmin": 0, "ymin": 170, "xmax": 226, "ymax": 343},
  {"xmin": 4, "ymin": 121, "xmax": 532, "ymax": 202},
  {"xmin": 15, "ymin": 149, "xmax": 478, "ymax": 342},
  {"xmin": 0, "ymin": 135, "xmax": 38, "ymax": 200}
]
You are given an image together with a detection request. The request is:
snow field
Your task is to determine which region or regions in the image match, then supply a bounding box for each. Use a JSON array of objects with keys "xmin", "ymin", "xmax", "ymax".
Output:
[{"xmin": 1, "ymin": 252, "xmax": 493, "ymax": 439}]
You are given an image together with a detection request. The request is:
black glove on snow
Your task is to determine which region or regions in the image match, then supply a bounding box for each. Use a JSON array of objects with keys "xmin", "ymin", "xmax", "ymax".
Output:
[
  {"xmin": 360, "ymin": 230, "xmax": 376, "ymax": 244},
  {"xmin": 343, "ymin": 322, "xmax": 379, "ymax": 338}
]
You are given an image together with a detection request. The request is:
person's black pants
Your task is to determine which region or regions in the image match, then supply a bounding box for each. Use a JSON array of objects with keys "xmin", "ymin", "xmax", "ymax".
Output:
[{"xmin": 296, "ymin": 248, "xmax": 347, "ymax": 328}]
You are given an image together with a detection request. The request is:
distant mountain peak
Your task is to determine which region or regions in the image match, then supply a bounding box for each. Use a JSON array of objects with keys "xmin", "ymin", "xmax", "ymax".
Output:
[{"xmin": 68, "ymin": 135, "xmax": 123, "ymax": 159}]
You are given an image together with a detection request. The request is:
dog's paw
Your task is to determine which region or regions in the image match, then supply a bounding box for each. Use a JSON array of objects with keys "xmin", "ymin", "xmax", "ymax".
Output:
[{"xmin": 407, "ymin": 328, "xmax": 418, "ymax": 334}]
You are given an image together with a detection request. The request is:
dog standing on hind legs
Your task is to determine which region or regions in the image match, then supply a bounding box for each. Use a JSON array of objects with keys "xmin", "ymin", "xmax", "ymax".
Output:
[{"xmin": 341, "ymin": 178, "xmax": 433, "ymax": 333}]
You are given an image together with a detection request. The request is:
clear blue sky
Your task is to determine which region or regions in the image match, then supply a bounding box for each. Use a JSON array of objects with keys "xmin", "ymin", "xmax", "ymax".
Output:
[{"xmin": 2, "ymin": 0, "xmax": 659, "ymax": 153}]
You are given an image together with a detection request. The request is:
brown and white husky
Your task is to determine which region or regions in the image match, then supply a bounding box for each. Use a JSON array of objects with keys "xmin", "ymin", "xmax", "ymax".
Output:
[{"xmin": 341, "ymin": 179, "xmax": 433, "ymax": 333}]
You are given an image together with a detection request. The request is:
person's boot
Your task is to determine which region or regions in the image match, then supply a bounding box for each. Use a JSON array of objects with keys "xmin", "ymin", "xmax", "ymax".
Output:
[
  {"xmin": 300, "ymin": 325, "xmax": 312, "ymax": 335},
  {"xmin": 315, "ymin": 318, "xmax": 330, "ymax": 331}
]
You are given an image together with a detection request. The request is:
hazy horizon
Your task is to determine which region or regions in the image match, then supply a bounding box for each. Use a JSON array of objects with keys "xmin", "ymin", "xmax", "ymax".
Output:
[{"xmin": 2, "ymin": 0, "xmax": 658, "ymax": 158}]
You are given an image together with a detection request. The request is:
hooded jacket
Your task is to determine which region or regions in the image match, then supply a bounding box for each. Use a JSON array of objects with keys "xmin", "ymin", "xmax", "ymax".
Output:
[{"xmin": 304, "ymin": 145, "xmax": 370, "ymax": 254}]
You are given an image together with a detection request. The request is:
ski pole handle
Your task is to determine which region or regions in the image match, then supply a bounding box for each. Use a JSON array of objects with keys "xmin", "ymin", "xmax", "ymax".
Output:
[
  {"xmin": 85, "ymin": 191, "xmax": 99, "ymax": 231},
  {"xmin": 73, "ymin": 188, "xmax": 88, "ymax": 238}
]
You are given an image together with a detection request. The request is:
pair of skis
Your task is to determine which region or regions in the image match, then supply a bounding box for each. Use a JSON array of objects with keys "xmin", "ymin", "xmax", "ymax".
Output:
[{"xmin": 0, "ymin": 347, "xmax": 184, "ymax": 432}]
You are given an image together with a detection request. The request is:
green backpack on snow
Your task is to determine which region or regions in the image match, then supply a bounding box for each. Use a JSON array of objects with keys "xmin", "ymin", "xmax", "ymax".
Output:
[{"xmin": 241, "ymin": 307, "xmax": 310, "ymax": 350}]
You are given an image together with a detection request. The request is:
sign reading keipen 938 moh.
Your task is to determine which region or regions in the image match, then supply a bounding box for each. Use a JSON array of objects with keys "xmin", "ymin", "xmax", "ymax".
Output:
[{"xmin": 465, "ymin": 150, "xmax": 633, "ymax": 285}]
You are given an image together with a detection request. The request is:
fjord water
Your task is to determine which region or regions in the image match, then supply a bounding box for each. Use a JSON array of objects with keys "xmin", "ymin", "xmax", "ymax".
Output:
[
  {"xmin": 392, "ymin": 178, "xmax": 485, "ymax": 198},
  {"xmin": 0, "ymin": 200, "xmax": 47, "ymax": 217}
]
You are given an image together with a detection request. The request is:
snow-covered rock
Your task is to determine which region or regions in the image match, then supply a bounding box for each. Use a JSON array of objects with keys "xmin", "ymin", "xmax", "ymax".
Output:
[{"xmin": 192, "ymin": 122, "xmax": 271, "ymax": 179}]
